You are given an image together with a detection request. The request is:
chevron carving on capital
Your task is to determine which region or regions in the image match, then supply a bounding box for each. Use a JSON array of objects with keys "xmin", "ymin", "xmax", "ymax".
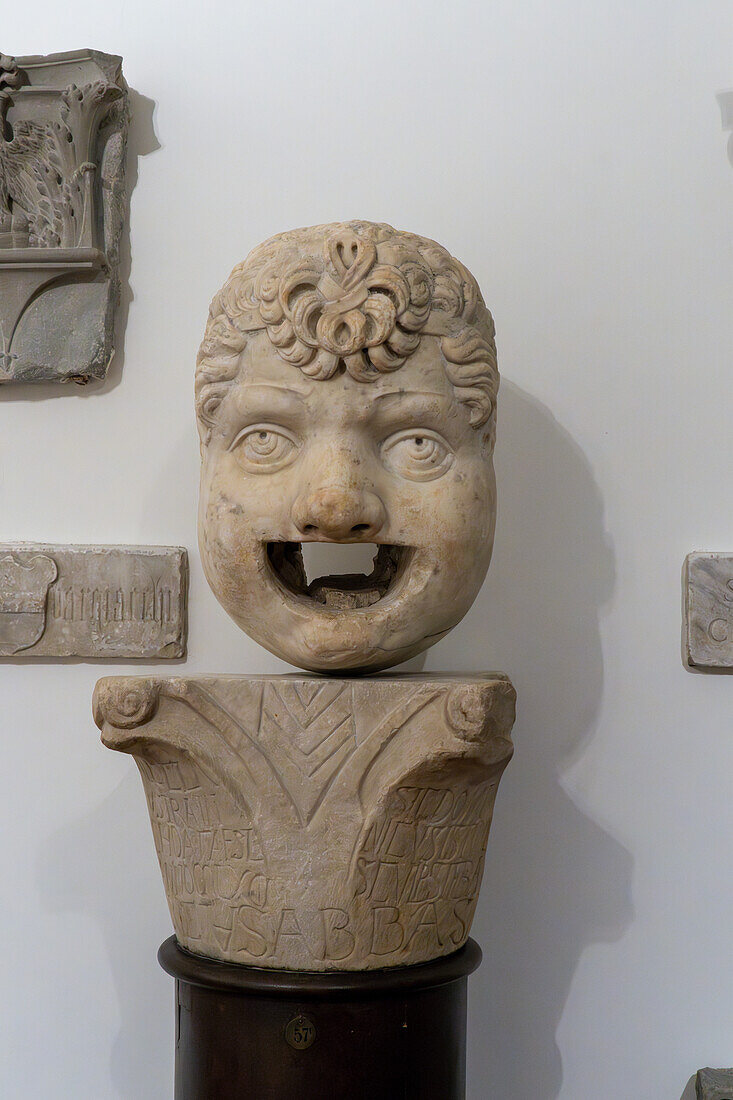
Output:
[{"xmin": 94, "ymin": 673, "xmax": 515, "ymax": 970}]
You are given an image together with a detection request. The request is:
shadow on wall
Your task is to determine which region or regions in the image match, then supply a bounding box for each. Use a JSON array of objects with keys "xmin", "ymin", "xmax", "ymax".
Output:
[
  {"xmin": 460, "ymin": 382, "xmax": 633, "ymax": 1099},
  {"xmin": 679, "ymin": 1075, "xmax": 697, "ymax": 1099},
  {"xmin": 37, "ymin": 771, "xmax": 171, "ymax": 1100},
  {"xmin": 0, "ymin": 87, "xmax": 160, "ymax": 405}
]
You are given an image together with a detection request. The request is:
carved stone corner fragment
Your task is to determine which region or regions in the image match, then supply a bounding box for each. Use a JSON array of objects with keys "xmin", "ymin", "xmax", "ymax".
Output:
[
  {"xmin": 0, "ymin": 49, "xmax": 128, "ymax": 383},
  {"xmin": 696, "ymin": 1068, "xmax": 733, "ymax": 1100},
  {"xmin": 93, "ymin": 673, "xmax": 516, "ymax": 970},
  {"xmin": 684, "ymin": 552, "xmax": 733, "ymax": 670},
  {"xmin": 0, "ymin": 544, "xmax": 187, "ymax": 658}
]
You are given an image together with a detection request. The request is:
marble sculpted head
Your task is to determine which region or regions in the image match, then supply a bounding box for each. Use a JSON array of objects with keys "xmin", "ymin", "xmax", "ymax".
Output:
[{"xmin": 196, "ymin": 221, "xmax": 499, "ymax": 673}]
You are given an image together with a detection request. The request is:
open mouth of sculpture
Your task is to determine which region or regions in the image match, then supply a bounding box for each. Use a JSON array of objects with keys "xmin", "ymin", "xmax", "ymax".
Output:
[{"xmin": 266, "ymin": 543, "xmax": 412, "ymax": 610}]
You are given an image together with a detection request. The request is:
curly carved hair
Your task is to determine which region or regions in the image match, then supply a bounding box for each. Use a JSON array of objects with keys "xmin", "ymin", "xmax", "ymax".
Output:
[{"xmin": 196, "ymin": 221, "xmax": 499, "ymax": 445}]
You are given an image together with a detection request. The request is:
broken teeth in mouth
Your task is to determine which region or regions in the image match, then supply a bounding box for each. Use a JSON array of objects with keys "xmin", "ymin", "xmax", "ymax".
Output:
[{"xmin": 266, "ymin": 542, "xmax": 409, "ymax": 609}]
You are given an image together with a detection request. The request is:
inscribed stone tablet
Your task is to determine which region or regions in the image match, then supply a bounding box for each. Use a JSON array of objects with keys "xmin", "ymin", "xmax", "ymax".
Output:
[
  {"xmin": 0, "ymin": 544, "xmax": 187, "ymax": 658},
  {"xmin": 684, "ymin": 553, "xmax": 733, "ymax": 670}
]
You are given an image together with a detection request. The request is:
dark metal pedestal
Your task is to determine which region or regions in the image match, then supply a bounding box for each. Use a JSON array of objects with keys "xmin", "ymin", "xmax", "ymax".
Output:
[{"xmin": 158, "ymin": 936, "xmax": 482, "ymax": 1100}]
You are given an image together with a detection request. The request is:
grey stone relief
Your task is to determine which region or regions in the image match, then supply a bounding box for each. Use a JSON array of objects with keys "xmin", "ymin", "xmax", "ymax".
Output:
[
  {"xmin": 0, "ymin": 545, "xmax": 188, "ymax": 658},
  {"xmin": 696, "ymin": 1068, "xmax": 733, "ymax": 1099},
  {"xmin": 684, "ymin": 552, "xmax": 733, "ymax": 670},
  {"xmin": 0, "ymin": 49, "xmax": 128, "ymax": 383}
]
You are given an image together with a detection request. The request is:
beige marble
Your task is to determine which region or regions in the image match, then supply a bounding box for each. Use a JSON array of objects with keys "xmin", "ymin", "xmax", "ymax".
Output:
[
  {"xmin": 196, "ymin": 221, "xmax": 500, "ymax": 674},
  {"xmin": 95, "ymin": 221, "xmax": 514, "ymax": 975},
  {"xmin": 94, "ymin": 673, "xmax": 515, "ymax": 970}
]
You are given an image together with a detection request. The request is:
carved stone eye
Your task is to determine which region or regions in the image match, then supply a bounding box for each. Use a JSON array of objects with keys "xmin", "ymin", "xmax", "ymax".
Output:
[
  {"xmin": 381, "ymin": 429, "xmax": 454, "ymax": 482},
  {"xmin": 231, "ymin": 424, "xmax": 299, "ymax": 473}
]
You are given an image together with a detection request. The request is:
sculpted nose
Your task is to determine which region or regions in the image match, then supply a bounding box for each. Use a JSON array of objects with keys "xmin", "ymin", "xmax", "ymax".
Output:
[{"xmin": 293, "ymin": 486, "xmax": 386, "ymax": 540}]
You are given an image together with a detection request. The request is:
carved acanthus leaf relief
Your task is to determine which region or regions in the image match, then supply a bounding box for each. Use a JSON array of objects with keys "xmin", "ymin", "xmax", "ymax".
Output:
[
  {"xmin": 0, "ymin": 74, "xmax": 123, "ymax": 248},
  {"xmin": 0, "ymin": 50, "xmax": 128, "ymax": 382}
]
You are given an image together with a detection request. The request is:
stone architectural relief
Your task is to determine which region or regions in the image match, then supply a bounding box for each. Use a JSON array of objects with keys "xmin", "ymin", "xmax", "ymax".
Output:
[
  {"xmin": 94, "ymin": 674, "xmax": 515, "ymax": 970},
  {"xmin": 0, "ymin": 49, "xmax": 128, "ymax": 383},
  {"xmin": 684, "ymin": 552, "xmax": 733, "ymax": 670},
  {"xmin": 696, "ymin": 1068, "xmax": 733, "ymax": 1100},
  {"xmin": 1, "ymin": 544, "xmax": 187, "ymax": 658}
]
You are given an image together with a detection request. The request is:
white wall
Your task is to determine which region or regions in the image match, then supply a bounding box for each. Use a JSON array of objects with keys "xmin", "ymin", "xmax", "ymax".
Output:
[{"xmin": 1, "ymin": 2, "xmax": 731, "ymax": 1096}]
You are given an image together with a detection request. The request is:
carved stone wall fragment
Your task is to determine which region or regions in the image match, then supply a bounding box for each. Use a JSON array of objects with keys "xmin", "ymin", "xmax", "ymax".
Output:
[
  {"xmin": 1, "ymin": 544, "xmax": 187, "ymax": 658},
  {"xmin": 0, "ymin": 49, "xmax": 128, "ymax": 383},
  {"xmin": 684, "ymin": 552, "xmax": 733, "ymax": 670},
  {"xmin": 696, "ymin": 1068, "xmax": 733, "ymax": 1099},
  {"xmin": 94, "ymin": 673, "xmax": 515, "ymax": 970}
]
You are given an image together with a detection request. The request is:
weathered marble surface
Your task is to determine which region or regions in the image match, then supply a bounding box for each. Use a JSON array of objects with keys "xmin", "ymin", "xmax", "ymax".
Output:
[
  {"xmin": 197, "ymin": 221, "xmax": 500, "ymax": 674},
  {"xmin": 94, "ymin": 673, "xmax": 515, "ymax": 970},
  {"xmin": 0, "ymin": 544, "xmax": 187, "ymax": 658},
  {"xmin": 696, "ymin": 1068, "xmax": 733, "ymax": 1099},
  {"xmin": 684, "ymin": 552, "xmax": 733, "ymax": 670},
  {"xmin": 0, "ymin": 49, "xmax": 128, "ymax": 383}
]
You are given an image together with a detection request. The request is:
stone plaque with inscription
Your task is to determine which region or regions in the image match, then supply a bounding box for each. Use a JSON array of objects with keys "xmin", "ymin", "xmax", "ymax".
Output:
[
  {"xmin": 94, "ymin": 673, "xmax": 514, "ymax": 970},
  {"xmin": 0, "ymin": 49, "xmax": 128, "ymax": 383},
  {"xmin": 696, "ymin": 1068, "xmax": 733, "ymax": 1100},
  {"xmin": 1, "ymin": 544, "xmax": 187, "ymax": 658},
  {"xmin": 684, "ymin": 552, "xmax": 733, "ymax": 670}
]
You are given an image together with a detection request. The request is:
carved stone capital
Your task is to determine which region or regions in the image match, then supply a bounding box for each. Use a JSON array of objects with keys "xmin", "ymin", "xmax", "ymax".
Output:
[
  {"xmin": 94, "ymin": 673, "xmax": 515, "ymax": 971},
  {"xmin": 0, "ymin": 49, "xmax": 129, "ymax": 383}
]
